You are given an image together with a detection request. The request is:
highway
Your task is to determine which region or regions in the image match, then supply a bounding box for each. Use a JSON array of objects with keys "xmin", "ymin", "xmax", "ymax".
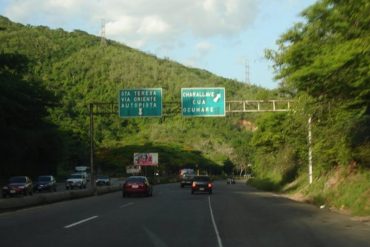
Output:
[{"xmin": 0, "ymin": 181, "xmax": 369, "ymax": 247}]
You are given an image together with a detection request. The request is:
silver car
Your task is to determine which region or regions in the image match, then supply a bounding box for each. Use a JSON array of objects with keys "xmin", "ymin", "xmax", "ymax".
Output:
[{"xmin": 65, "ymin": 174, "xmax": 87, "ymax": 190}]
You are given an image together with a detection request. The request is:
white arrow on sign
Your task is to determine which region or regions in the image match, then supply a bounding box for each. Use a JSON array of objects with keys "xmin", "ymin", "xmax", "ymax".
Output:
[
  {"xmin": 213, "ymin": 93, "xmax": 221, "ymax": 103},
  {"xmin": 139, "ymin": 108, "xmax": 143, "ymax": 116}
]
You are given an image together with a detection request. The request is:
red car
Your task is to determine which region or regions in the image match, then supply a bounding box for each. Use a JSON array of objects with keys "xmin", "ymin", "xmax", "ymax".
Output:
[
  {"xmin": 122, "ymin": 176, "xmax": 153, "ymax": 197},
  {"xmin": 2, "ymin": 176, "xmax": 33, "ymax": 197}
]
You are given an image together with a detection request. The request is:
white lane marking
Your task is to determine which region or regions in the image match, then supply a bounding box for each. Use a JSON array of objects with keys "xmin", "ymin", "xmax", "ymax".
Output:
[
  {"xmin": 64, "ymin": 216, "xmax": 98, "ymax": 229},
  {"xmin": 208, "ymin": 196, "xmax": 223, "ymax": 247},
  {"xmin": 120, "ymin": 202, "xmax": 134, "ymax": 208}
]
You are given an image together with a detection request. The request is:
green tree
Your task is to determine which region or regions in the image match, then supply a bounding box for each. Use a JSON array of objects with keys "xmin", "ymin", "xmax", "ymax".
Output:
[
  {"xmin": 266, "ymin": 0, "xmax": 370, "ymax": 169},
  {"xmin": 0, "ymin": 53, "xmax": 62, "ymax": 177}
]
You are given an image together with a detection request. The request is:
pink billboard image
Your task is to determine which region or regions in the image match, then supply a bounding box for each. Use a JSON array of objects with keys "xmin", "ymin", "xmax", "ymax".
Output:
[{"xmin": 134, "ymin": 153, "xmax": 158, "ymax": 166}]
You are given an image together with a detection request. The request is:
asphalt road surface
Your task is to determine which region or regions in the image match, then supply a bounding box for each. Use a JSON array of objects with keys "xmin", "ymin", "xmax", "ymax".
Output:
[{"xmin": 0, "ymin": 181, "xmax": 369, "ymax": 247}]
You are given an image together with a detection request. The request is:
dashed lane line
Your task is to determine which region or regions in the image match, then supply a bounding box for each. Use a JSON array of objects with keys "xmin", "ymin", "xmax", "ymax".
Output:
[
  {"xmin": 64, "ymin": 216, "xmax": 98, "ymax": 229},
  {"xmin": 120, "ymin": 202, "xmax": 134, "ymax": 208}
]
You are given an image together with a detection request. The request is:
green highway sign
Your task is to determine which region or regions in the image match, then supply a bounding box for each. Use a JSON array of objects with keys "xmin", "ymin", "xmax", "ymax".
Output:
[
  {"xmin": 119, "ymin": 88, "xmax": 162, "ymax": 117},
  {"xmin": 181, "ymin": 88, "xmax": 225, "ymax": 117}
]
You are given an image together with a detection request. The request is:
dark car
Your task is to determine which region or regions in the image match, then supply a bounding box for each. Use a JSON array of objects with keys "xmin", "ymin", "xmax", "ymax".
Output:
[
  {"xmin": 191, "ymin": 175, "xmax": 213, "ymax": 194},
  {"xmin": 122, "ymin": 176, "xmax": 153, "ymax": 197},
  {"xmin": 34, "ymin": 175, "xmax": 57, "ymax": 192},
  {"xmin": 2, "ymin": 176, "xmax": 33, "ymax": 197},
  {"xmin": 96, "ymin": 175, "xmax": 111, "ymax": 186},
  {"xmin": 180, "ymin": 174, "xmax": 195, "ymax": 188}
]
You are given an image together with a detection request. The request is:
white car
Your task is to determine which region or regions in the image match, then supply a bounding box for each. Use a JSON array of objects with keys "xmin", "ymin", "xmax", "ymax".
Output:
[
  {"xmin": 96, "ymin": 175, "xmax": 111, "ymax": 186},
  {"xmin": 65, "ymin": 174, "xmax": 87, "ymax": 190}
]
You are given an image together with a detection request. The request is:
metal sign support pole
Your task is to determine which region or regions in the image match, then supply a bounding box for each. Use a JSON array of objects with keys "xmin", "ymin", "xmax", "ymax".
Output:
[{"xmin": 89, "ymin": 103, "xmax": 96, "ymax": 193}]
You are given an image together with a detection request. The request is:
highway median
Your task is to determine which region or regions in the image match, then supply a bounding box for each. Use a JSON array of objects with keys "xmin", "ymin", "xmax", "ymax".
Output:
[{"xmin": 0, "ymin": 184, "xmax": 121, "ymax": 213}]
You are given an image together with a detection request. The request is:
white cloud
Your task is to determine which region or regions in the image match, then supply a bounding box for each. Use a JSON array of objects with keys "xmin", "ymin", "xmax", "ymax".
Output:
[
  {"xmin": 3, "ymin": 0, "xmax": 92, "ymax": 28},
  {"xmin": 46, "ymin": 0, "xmax": 84, "ymax": 9},
  {"xmin": 183, "ymin": 41, "xmax": 213, "ymax": 68},
  {"xmin": 105, "ymin": 16, "xmax": 137, "ymax": 36},
  {"xmin": 3, "ymin": 0, "xmax": 259, "ymax": 50},
  {"xmin": 196, "ymin": 41, "xmax": 213, "ymax": 55},
  {"xmin": 137, "ymin": 16, "xmax": 171, "ymax": 35}
]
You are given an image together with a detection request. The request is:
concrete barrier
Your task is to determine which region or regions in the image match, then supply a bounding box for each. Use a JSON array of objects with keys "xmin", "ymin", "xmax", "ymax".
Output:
[
  {"xmin": 0, "ymin": 185, "xmax": 121, "ymax": 213},
  {"xmin": 96, "ymin": 184, "xmax": 121, "ymax": 195}
]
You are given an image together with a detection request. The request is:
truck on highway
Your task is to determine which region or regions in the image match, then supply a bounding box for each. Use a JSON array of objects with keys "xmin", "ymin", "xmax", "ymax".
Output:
[
  {"xmin": 179, "ymin": 168, "xmax": 195, "ymax": 188},
  {"xmin": 74, "ymin": 166, "xmax": 90, "ymax": 181}
]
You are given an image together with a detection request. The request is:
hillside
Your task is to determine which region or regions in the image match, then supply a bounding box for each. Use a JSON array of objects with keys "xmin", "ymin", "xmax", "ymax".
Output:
[{"xmin": 0, "ymin": 16, "xmax": 274, "ymax": 177}]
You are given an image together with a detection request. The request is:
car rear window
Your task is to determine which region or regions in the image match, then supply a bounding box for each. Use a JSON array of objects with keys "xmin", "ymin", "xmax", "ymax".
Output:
[
  {"xmin": 194, "ymin": 176, "xmax": 210, "ymax": 181},
  {"xmin": 9, "ymin": 177, "xmax": 26, "ymax": 183},
  {"xmin": 38, "ymin": 176, "xmax": 52, "ymax": 182},
  {"xmin": 126, "ymin": 177, "xmax": 145, "ymax": 183}
]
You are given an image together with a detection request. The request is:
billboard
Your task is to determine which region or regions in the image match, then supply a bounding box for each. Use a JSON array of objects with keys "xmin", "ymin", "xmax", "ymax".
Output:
[{"xmin": 134, "ymin": 153, "xmax": 159, "ymax": 166}]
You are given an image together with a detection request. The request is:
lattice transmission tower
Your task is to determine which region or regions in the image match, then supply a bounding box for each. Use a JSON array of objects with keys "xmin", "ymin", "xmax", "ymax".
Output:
[
  {"xmin": 100, "ymin": 19, "xmax": 107, "ymax": 46},
  {"xmin": 245, "ymin": 59, "xmax": 250, "ymax": 85}
]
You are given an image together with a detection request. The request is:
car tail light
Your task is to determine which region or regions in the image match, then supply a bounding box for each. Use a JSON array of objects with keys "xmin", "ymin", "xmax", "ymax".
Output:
[{"xmin": 208, "ymin": 183, "xmax": 212, "ymax": 188}]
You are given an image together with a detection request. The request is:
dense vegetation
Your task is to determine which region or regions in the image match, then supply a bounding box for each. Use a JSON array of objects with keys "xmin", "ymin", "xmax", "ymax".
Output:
[
  {"xmin": 0, "ymin": 0, "xmax": 368, "ymax": 215},
  {"xmin": 0, "ymin": 53, "xmax": 62, "ymax": 177},
  {"xmin": 250, "ymin": 0, "xmax": 369, "ymax": 214}
]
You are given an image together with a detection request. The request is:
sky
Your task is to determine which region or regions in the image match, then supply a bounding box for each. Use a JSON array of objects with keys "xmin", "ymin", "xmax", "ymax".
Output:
[{"xmin": 0, "ymin": 0, "xmax": 316, "ymax": 89}]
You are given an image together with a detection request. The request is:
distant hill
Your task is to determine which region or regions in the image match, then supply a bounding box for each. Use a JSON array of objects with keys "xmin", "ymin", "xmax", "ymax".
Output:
[{"xmin": 0, "ymin": 16, "xmax": 276, "ymax": 176}]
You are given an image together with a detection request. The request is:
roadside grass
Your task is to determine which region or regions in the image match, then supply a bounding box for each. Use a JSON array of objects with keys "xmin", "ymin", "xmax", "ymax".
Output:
[
  {"xmin": 327, "ymin": 168, "xmax": 370, "ymax": 215},
  {"xmin": 247, "ymin": 176, "xmax": 281, "ymax": 191},
  {"xmin": 302, "ymin": 166, "xmax": 370, "ymax": 216},
  {"xmin": 248, "ymin": 166, "xmax": 370, "ymax": 216}
]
